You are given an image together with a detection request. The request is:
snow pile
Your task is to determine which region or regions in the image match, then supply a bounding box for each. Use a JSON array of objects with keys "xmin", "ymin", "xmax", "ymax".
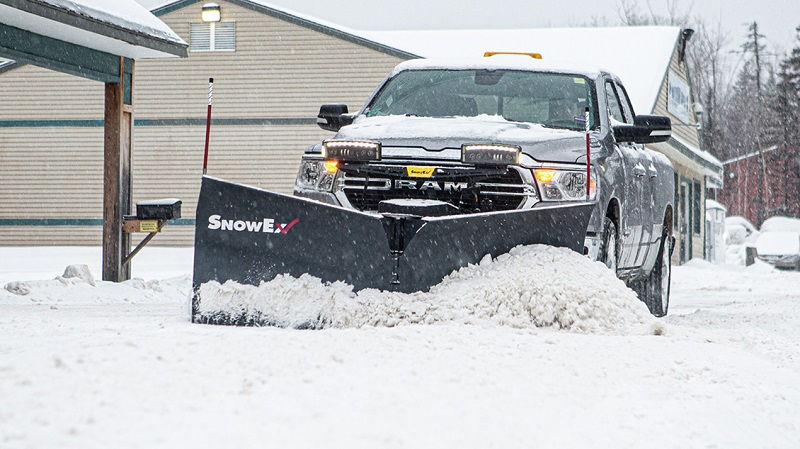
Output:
[
  {"xmin": 725, "ymin": 224, "xmax": 750, "ymax": 246},
  {"xmin": 61, "ymin": 264, "xmax": 96, "ymax": 285},
  {"xmin": 1, "ymin": 265, "xmax": 189, "ymax": 305},
  {"xmin": 198, "ymin": 245, "xmax": 659, "ymax": 335},
  {"xmin": 724, "ymin": 216, "xmax": 761, "ymax": 265}
]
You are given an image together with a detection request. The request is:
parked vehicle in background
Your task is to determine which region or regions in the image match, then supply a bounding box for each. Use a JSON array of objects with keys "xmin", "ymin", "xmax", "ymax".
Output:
[
  {"xmin": 753, "ymin": 216, "xmax": 800, "ymax": 270},
  {"xmin": 755, "ymin": 230, "xmax": 800, "ymax": 270}
]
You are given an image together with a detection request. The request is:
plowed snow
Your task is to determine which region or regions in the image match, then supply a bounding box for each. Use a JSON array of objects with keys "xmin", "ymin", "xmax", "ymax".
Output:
[{"xmin": 198, "ymin": 245, "xmax": 660, "ymax": 334}]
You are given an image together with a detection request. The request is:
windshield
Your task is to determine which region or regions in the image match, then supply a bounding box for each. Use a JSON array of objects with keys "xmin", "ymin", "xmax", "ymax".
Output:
[{"xmin": 366, "ymin": 69, "xmax": 597, "ymax": 131}]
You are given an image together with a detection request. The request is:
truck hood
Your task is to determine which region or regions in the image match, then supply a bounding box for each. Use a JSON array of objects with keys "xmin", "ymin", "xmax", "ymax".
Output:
[{"xmin": 334, "ymin": 115, "xmax": 587, "ymax": 163}]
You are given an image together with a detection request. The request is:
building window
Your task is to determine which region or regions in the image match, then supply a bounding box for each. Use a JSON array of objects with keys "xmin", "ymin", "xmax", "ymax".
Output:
[{"xmin": 190, "ymin": 22, "xmax": 235, "ymax": 52}]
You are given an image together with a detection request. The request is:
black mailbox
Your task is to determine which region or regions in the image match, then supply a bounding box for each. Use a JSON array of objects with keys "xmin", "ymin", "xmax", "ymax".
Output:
[{"xmin": 136, "ymin": 198, "xmax": 182, "ymax": 220}]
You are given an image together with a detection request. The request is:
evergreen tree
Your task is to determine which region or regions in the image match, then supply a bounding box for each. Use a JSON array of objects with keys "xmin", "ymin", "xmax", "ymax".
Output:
[
  {"xmin": 775, "ymin": 26, "xmax": 800, "ymax": 148},
  {"xmin": 773, "ymin": 26, "xmax": 800, "ymax": 216}
]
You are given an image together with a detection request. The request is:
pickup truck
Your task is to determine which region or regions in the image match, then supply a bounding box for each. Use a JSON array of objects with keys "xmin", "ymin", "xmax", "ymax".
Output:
[{"xmin": 294, "ymin": 56, "xmax": 676, "ymax": 316}]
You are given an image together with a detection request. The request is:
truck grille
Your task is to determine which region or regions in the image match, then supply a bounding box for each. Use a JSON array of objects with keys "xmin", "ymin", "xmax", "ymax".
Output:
[{"xmin": 341, "ymin": 167, "xmax": 535, "ymax": 213}]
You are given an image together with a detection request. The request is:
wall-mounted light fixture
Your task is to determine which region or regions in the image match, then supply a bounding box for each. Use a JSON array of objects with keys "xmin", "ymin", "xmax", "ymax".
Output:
[{"xmin": 201, "ymin": 3, "xmax": 221, "ymax": 22}]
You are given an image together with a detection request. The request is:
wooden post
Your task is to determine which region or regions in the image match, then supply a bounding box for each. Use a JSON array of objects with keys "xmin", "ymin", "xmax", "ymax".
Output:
[
  {"xmin": 745, "ymin": 246, "xmax": 758, "ymax": 266},
  {"xmin": 102, "ymin": 57, "xmax": 133, "ymax": 282}
]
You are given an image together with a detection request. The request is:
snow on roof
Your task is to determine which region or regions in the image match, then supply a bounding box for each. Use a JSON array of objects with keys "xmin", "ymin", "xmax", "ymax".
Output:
[
  {"xmin": 40, "ymin": 0, "xmax": 185, "ymax": 44},
  {"xmin": 136, "ymin": 0, "xmax": 176, "ymax": 10},
  {"xmin": 671, "ymin": 134, "xmax": 722, "ymax": 169},
  {"xmin": 1, "ymin": 0, "xmax": 186, "ymax": 59},
  {"xmin": 706, "ymin": 199, "xmax": 727, "ymax": 211},
  {"xmin": 722, "ymin": 145, "xmax": 780, "ymax": 164},
  {"xmin": 360, "ymin": 26, "xmax": 682, "ymax": 115}
]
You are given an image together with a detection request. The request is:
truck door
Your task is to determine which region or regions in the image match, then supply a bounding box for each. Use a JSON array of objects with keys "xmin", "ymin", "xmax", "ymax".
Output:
[
  {"xmin": 604, "ymin": 80, "xmax": 645, "ymax": 268},
  {"xmin": 616, "ymin": 81, "xmax": 655, "ymax": 268}
]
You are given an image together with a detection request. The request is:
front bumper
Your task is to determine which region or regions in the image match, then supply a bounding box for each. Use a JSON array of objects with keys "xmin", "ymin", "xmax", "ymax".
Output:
[
  {"xmin": 758, "ymin": 254, "xmax": 800, "ymax": 269},
  {"xmin": 293, "ymin": 188, "xmax": 340, "ymax": 206}
]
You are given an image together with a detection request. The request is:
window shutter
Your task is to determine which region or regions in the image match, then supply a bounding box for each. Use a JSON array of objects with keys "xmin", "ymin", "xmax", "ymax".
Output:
[
  {"xmin": 190, "ymin": 23, "xmax": 211, "ymax": 51},
  {"xmin": 214, "ymin": 22, "xmax": 236, "ymax": 51}
]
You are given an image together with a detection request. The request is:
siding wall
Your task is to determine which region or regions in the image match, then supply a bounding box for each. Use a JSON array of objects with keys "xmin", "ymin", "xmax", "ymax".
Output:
[
  {"xmin": 0, "ymin": 0, "xmax": 405, "ymax": 246},
  {"xmin": 0, "ymin": 66, "xmax": 104, "ymax": 120}
]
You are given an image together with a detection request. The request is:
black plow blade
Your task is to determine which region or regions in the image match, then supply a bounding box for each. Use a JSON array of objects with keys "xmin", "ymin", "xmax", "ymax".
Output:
[{"xmin": 192, "ymin": 176, "xmax": 593, "ymax": 325}]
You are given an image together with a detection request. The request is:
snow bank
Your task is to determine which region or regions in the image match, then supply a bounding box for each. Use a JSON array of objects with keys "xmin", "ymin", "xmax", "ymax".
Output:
[
  {"xmin": 198, "ymin": 245, "xmax": 659, "ymax": 335},
  {"xmin": 1, "ymin": 265, "xmax": 189, "ymax": 305}
]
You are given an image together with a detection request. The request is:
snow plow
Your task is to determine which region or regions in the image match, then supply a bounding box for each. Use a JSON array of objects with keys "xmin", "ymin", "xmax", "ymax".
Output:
[
  {"xmin": 191, "ymin": 53, "xmax": 679, "ymax": 324},
  {"xmin": 191, "ymin": 175, "xmax": 593, "ymax": 324}
]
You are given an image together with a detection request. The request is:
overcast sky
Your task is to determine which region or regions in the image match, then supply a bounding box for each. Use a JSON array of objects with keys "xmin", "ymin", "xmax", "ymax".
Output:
[{"xmin": 262, "ymin": 0, "xmax": 799, "ymax": 55}]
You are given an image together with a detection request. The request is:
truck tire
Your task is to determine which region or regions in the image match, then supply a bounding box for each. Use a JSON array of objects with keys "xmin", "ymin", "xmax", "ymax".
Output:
[
  {"xmin": 600, "ymin": 217, "xmax": 618, "ymax": 273},
  {"xmin": 641, "ymin": 234, "xmax": 671, "ymax": 317}
]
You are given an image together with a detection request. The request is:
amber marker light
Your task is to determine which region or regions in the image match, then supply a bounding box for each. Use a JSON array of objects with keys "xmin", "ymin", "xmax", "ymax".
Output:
[
  {"xmin": 484, "ymin": 51, "xmax": 542, "ymax": 59},
  {"xmin": 534, "ymin": 169, "xmax": 558, "ymax": 183},
  {"xmin": 324, "ymin": 160, "xmax": 339, "ymax": 174}
]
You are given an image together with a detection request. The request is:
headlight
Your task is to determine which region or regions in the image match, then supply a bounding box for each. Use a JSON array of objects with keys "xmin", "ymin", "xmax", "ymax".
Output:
[
  {"xmin": 533, "ymin": 168, "xmax": 597, "ymax": 201},
  {"xmin": 462, "ymin": 144, "xmax": 521, "ymax": 165},
  {"xmin": 296, "ymin": 158, "xmax": 339, "ymax": 192},
  {"xmin": 322, "ymin": 140, "xmax": 381, "ymax": 161}
]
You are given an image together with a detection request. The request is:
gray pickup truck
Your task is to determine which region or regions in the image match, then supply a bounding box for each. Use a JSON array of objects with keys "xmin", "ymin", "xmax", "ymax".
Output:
[{"xmin": 295, "ymin": 57, "xmax": 676, "ymax": 316}]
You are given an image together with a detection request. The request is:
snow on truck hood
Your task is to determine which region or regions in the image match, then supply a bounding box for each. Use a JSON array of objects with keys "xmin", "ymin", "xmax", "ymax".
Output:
[{"xmin": 335, "ymin": 115, "xmax": 588, "ymax": 163}]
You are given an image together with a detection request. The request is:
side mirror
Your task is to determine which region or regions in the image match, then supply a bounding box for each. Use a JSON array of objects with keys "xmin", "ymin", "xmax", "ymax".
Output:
[
  {"xmin": 612, "ymin": 114, "xmax": 671, "ymax": 144},
  {"xmin": 317, "ymin": 104, "xmax": 355, "ymax": 132}
]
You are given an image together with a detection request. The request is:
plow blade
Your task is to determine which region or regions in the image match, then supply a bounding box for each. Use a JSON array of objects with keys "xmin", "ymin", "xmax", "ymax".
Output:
[{"xmin": 192, "ymin": 176, "xmax": 593, "ymax": 324}]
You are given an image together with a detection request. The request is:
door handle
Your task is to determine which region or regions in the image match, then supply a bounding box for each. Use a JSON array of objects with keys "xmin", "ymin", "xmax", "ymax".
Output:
[
  {"xmin": 633, "ymin": 164, "xmax": 646, "ymax": 177},
  {"xmin": 648, "ymin": 164, "xmax": 658, "ymax": 178}
]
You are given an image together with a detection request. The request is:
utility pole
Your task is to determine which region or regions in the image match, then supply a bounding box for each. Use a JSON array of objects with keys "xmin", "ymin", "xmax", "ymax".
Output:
[
  {"xmin": 751, "ymin": 22, "xmax": 762, "ymax": 93},
  {"xmin": 743, "ymin": 21, "xmax": 769, "ymax": 224}
]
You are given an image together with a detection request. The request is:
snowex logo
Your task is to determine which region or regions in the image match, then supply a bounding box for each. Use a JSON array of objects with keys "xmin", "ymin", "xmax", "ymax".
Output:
[{"xmin": 207, "ymin": 214, "xmax": 300, "ymax": 234}]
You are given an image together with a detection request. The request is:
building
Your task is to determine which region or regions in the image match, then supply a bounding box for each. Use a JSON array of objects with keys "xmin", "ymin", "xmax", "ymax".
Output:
[
  {"xmin": 717, "ymin": 146, "xmax": 800, "ymax": 226},
  {"xmin": 0, "ymin": 0, "xmax": 722, "ymax": 264}
]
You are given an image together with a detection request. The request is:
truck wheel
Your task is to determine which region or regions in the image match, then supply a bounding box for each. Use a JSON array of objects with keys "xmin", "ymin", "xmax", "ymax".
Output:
[
  {"xmin": 600, "ymin": 217, "xmax": 618, "ymax": 273},
  {"xmin": 642, "ymin": 234, "xmax": 671, "ymax": 317}
]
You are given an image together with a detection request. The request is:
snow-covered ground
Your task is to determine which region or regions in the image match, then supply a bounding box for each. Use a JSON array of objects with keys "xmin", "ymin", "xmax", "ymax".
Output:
[{"xmin": 2, "ymin": 247, "xmax": 800, "ymax": 449}]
